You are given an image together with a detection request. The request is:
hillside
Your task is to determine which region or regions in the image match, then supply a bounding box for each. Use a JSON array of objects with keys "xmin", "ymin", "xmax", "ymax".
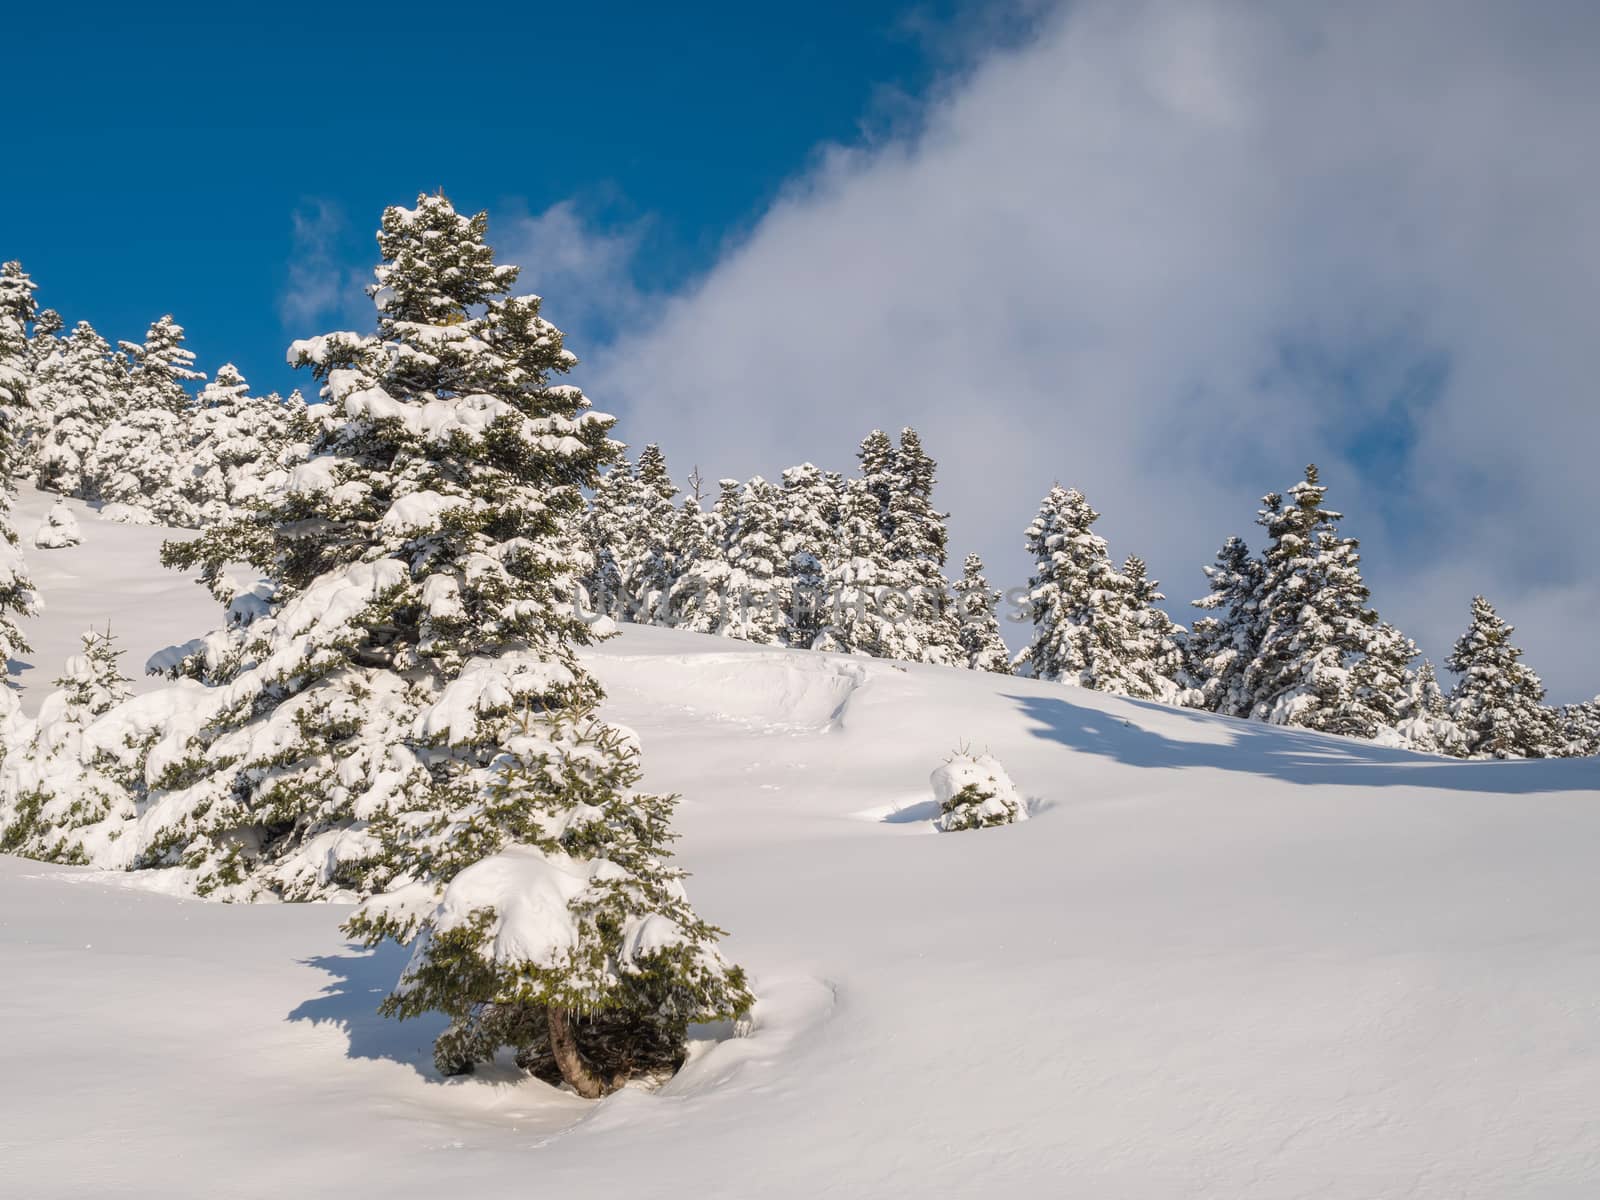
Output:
[{"xmin": 2, "ymin": 495, "xmax": 1598, "ymax": 1199}]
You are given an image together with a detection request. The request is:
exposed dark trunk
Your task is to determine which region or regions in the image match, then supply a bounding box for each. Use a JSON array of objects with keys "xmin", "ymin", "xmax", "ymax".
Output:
[{"xmin": 547, "ymin": 1007, "xmax": 623, "ymax": 1099}]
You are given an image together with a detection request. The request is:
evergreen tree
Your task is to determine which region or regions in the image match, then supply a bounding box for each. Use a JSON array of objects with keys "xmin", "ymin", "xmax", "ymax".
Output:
[
  {"xmin": 1554, "ymin": 699, "xmax": 1600, "ymax": 758},
  {"xmin": 1445, "ymin": 596, "xmax": 1551, "ymax": 759},
  {"xmin": 1243, "ymin": 466, "xmax": 1379, "ymax": 733},
  {"xmin": 1116, "ymin": 555, "xmax": 1186, "ymax": 701},
  {"xmin": 0, "ymin": 262, "xmax": 39, "ymax": 442},
  {"xmin": 622, "ymin": 444, "xmax": 681, "ymax": 624},
  {"xmin": 815, "ymin": 473, "xmax": 896, "ymax": 656},
  {"xmin": 662, "ymin": 493, "xmax": 731, "ymax": 634},
  {"xmin": 1347, "ymin": 620, "xmax": 1418, "ymax": 738},
  {"xmin": 117, "ymin": 315, "xmax": 204, "ymax": 412},
  {"xmin": 778, "ymin": 462, "xmax": 839, "ymax": 648},
  {"xmin": 952, "ymin": 553, "xmax": 1010, "ymax": 673},
  {"xmin": 178, "ymin": 364, "xmax": 307, "ymax": 523},
  {"xmin": 883, "ymin": 428, "xmax": 961, "ymax": 665},
  {"xmin": 1013, "ymin": 484, "xmax": 1141, "ymax": 692},
  {"xmin": 1186, "ymin": 536, "xmax": 1266, "ymax": 716},
  {"xmin": 0, "ymin": 628, "xmax": 131, "ymax": 861},
  {"xmin": 1394, "ymin": 659, "xmax": 1467, "ymax": 756},
  {"xmin": 154, "ymin": 192, "xmax": 747, "ymax": 1090},
  {"xmin": 33, "ymin": 322, "xmax": 125, "ymax": 498},
  {"xmin": 0, "ymin": 263, "xmax": 42, "ymax": 673},
  {"xmin": 724, "ymin": 476, "xmax": 786, "ymax": 644},
  {"xmin": 931, "ymin": 751, "xmax": 1026, "ymax": 832},
  {"xmin": 90, "ymin": 316, "xmax": 205, "ymax": 520},
  {"xmin": 582, "ymin": 458, "xmax": 642, "ymax": 620}
]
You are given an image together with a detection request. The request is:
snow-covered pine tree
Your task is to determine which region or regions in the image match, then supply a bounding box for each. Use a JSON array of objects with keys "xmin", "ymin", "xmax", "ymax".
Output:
[
  {"xmin": 581, "ymin": 456, "xmax": 642, "ymax": 620},
  {"xmin": 723, "ymin": 476, "xmax": 786, "ymax": 644},
  {"xmin": 90, "ymin": 316, "xmax": 205, "ymax": 522},
  {"xmin": 0, "ymin": 262, "xmax": 39, "ymax": 439},
  {"xmin": 882, "ymin": 428, "xmax": 961, "ymax": 665},
  {"xmin": 1348, "ymin": 619, "xmax": 1419, "ymax": 738},
  {"xmin": 1116, "ymin": 555, "xmax": 1187, "ymax": 702},
  {"xmin": 32, "ymin": 322, "xmax": 125, "ymax": 498},
  {"xmin": 1243, "ymin": 466, "xmax": 1379, "ymax": 733},
  {"xmin": 155, "ymin": 192, "xmax": 747, "ymax": 1091},
  {"xmin": 1393, "ymin": 659, "xmax": 1467, "ymax": 756},
  {"xmin": 815, "ymin": 473, "xmax": 896, "ymax": 656},
  {"xmin": 178, "ymin": 363, "xmax": 307, "ymax": 523},
  {"xmin": 778, "ymin": 462, "xmax": 839, "ymax": 649},
  {"xmin": 621, "ymin": 444, "xmax": 681, "ymax": 625},
  {"xmin": 0, "ymin": 627, "xmax": 132, "ymax": 860},
  {"xmin": 1012, "ymin": 484, "xmax": 1142, "ymax": 692},
  {"xmin": 951, "ymin": 553, "xmax": 1010, "ymax": 673},
  {"xmin": 661, "ymin": 492, "xmax": 731, "ymax": 634},
  {"xmin": 0, "ymin": 266, "xmax": 42, "ymax": 671},
  {"xmin": 1445, "ymin": 596, "xmax": 1552, "ymax": 759},
  {"xmin": 1554, "ymin": 699, "xmax": 1600, "ymax": 758},
  {"xmin": 1185, "ymin": 536, "xmax": 1265, "ymax": 716},
  {"xmin": 34, "ymin": 500, "xmax": 82, "ymax": 549}
]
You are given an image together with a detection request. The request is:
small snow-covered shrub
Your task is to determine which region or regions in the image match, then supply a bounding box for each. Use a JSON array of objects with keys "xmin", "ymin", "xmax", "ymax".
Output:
[
  {"xmin": 931, "ymin": 750, "xmax": 1025, "ymax": 832},
  {"xmin": 34, "ymin": 501, "xmax": 81, "ymax": 549}
]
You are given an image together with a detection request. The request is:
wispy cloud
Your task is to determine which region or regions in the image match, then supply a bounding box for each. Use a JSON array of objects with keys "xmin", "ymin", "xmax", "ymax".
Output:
[
  {"xmin": 278, "ymin": 199, "xmax": 369, "ymax": 332},
  {"xmin": 587, "ymin": 0, "xmax": 1600, "ymax": 699}
]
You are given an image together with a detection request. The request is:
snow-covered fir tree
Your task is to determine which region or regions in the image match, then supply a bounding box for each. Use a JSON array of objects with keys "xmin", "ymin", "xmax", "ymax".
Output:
[
  {"xmin": 1554, "ymin": 698, "xmax": 1600, "ymax": 758},
  {"xmin": 882, "ymin": 428, "xmax": 961, "ymax": 664},
  {"xmin": 1393, "ymin": 660, "xmax": 1467, "ymax": 756},
  {"xmin": 777, "ymin": 462, "xmax": 839, "ymax": 648},
  {"xmin": 89, "ymin": 316, "xmax": 205, "ymax": 522},
  {"xmin": 661, "ymin": 492, "xmax": 731, "ymax": 634},
  {"xmin": 621, "ymin": 444, "xmax": 682, "ymax": 624},
  {"xmin": 33, "ymin": 500, "xmax": 81, "ymax": 549},
  {"xmin": 1116, "ymin": 555, "xmax": 1188, "ymax": 702},
  {"xmin": 1186, "ymin": 536, "xmax": 1266, "ymax": 717},
  {"xmin": 1013, "ymin": 484, "xmax": 1155, "ymax": 694},
  {"xmin": 951, "ymin": 553, "xmax": 1010, "ymax": 673},
  {"xmin": 0, "ymin": 262, "xmax": 38, "ymax": 436},
  {"xmin": 815, "ymin": 471, "xmax": 897, "ymax": 656},
  {"xmin": 0, "ymin": 628, "xmax": 131, "ymax": 860},
  {"xmin": 1445, "ymin": 596, "xmax": 1552, "ymax": 759},
  {"xmin": 1347, "ymin": 620, "xmax": 1418, "ymax": 739},
  {"xmin": 32, "ymin": 322, "xmax": 125, "ymax": 498},
  {"xmin": 151, "ymin": 192, "xmax": 747, "ymax": 1091},
  {"xmin": 724, "ymin": 476, "xmax": 786, "ymax": 644},
  {"xmin": 0, "ymin": 266, "xmax": 42, "ymax": 672},
  {"xmin": 581, "ymin": 457, "xmax": 642, "ymax": 620},
  {"xmin": 1242, "ymin": 466, "xmax": 1380, "ymax": 734},
  {"xmin": 177, "ymin": 364, "xmax": 309, "ymax": 522}
]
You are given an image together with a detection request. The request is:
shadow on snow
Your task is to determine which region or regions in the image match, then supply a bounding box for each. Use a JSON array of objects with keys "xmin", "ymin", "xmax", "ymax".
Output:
[
  {"xmin": 1005, "ymin": 692, "xmax": 1594, "ymax": 797},
  {"xmin": 287, "ymin": 942, "xmax": 450, "ymax": 1079}
]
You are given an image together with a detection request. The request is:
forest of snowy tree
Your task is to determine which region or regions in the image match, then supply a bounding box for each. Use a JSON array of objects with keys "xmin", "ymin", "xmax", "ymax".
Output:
[{"xmin": 0, "ymin": 199, "xmax": 1595, "ymax": 916}]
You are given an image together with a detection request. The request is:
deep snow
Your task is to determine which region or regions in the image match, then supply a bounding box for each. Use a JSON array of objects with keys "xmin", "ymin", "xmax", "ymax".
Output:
[{"xmin": 2, "ymin": 487, "xmax": 1598, "ymax": 1198}]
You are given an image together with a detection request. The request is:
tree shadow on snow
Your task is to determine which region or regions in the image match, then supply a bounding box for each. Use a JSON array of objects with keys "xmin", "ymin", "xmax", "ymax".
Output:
[
  {"xmin": 287, "ymin": 943, "xmax": 450, "ymax": 1079},
  {"xmin": 1005, "ymin": 692, "xmax": 1593, "ymax": 797}
]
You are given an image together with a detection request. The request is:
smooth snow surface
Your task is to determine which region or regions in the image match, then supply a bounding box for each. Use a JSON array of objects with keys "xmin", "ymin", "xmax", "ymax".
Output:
[{"xmin": 3, "ymin": 498, "xmax": 1599, "ymax": 1198}]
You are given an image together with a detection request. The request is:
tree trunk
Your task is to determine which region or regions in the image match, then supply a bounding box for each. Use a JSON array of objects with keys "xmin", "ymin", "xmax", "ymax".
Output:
[{"xmin": 546, "ymin": 1007, "xmax": 621, "ymax": 1099}]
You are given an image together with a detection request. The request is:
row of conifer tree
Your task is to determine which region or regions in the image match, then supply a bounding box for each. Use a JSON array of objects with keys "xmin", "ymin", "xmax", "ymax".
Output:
[{"xmin": 583, "ymin": 438, "xmax": 1597, "ymax": 761}]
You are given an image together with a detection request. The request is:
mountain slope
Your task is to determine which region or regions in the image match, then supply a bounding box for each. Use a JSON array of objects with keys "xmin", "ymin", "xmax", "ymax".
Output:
[{"xmin": 2, "ymin": 500, "xmax": 1597, "ymax": 1199}]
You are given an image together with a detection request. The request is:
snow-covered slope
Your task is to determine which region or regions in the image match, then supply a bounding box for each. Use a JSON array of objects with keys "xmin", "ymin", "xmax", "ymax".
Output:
[{"xmin": 3, "ymin": 502, "xmax": 1598, "ymax": 1199}]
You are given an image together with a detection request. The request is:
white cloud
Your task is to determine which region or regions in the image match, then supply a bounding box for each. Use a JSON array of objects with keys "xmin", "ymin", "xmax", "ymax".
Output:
[
  {"xmin": 586, "ymin": 0, "xmax": 1600, "ymax": 700},
  {"xmin": 278, "ymin": 200, "xmax": 369, "ymax": 332},
  {"xmin": 493, "ymin": 201, "xmax": 646, "ymax": 355}
]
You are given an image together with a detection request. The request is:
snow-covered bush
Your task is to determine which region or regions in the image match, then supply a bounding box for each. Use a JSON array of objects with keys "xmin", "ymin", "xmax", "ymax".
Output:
[
  {"xmin": 34, "ymin": 501, "xmax": 81, "ymax": 548},
  {"xmin": 932, "ymin": 750, "xmax": 1026, "ymax": 832}
]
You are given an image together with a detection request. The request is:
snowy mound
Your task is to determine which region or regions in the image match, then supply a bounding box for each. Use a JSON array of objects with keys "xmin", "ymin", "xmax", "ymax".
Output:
[
  {"xmin": 590, "ymin": 641, "xmax": 868, "ymax": 730},
  {"xmin": 930, "ymin": 750, "xmax": 1027, "ymax": 830}
]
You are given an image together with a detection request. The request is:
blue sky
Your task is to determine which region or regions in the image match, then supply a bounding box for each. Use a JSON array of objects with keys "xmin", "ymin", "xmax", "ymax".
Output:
[
  {"xmin": 8, "ymin": 0, "xmax": 1015, "ymax": 395},
  {"xmin": 8, "ymin": 1, "xmax": 1599, "ymax": 699}
]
